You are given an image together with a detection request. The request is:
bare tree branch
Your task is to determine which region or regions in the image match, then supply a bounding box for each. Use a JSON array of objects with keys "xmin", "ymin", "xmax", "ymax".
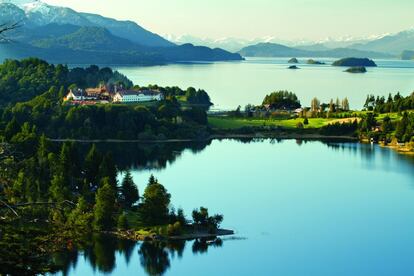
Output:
[
  {"xmin": 0, "ymin": 199, "xmax": 19, "ymax": 217},
  {"xmin": 9, "ymin": 200, "xmax": 76, "ymax": 208}
]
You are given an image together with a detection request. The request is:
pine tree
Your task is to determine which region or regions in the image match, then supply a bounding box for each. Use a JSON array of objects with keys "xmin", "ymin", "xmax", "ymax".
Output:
[
  {"xmin": 120, "ymin": 170, "xmax": 139, "ymax": 209},
  {"xmin": 98, "ymin": 153, "xmax": 117, "ymax": 189},
  {"xmin": 395, "ymin": 112, "xmax": 409, "ymax": 141},
  {"xmin": 148, "ymin": 174, "xmax": 157, "ymax": 185},
  {"xmin": 67, "ymin": 197, "xmax": 93, "ymax": 231},
  {"xmin": 93, "ymin": 181, "xmax": 117, "ymax": 231},
  {"xmin": 139, "ymin": 176, "xmax": 171, "ymax": 225},
  {"xmin": 342, "ymin": 97, "xmax": 350, "ymax": 111},
  {"xmin": 335, "ymin": 98, "xmax": 341, "ymax": 110},
  {"xmin": 328, "ymin": 99, "xmax": 336, "ymax": 117},
  {"xmin": 58, "ymin": 142, "xmax": 79, "ymax": 192},
  {"xmin": 11, "ymin": 171, "xmax": 25, "ymax": 203},
  {"xmin": 311, "ymin": 97, "xmax": 320, "ymax": 113},
  {"xmin": 49, "ymin": 174, "xmax": 70, "ymax": 202},
  {"xmin": 84, "ymin": 144, "xmax": 102, "ymax": 189},
  {"xmin": 36, "ymin": 135, "xmax": 51, "ymax": 197},
  {"xmin": 4, "ymin": 117, "xmax": 20, "ymax": 141}
]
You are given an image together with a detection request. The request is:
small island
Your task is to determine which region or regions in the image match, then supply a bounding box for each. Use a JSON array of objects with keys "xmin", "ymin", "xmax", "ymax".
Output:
[
  {"xmin": 288, "ymin": 58, "xmax": 299, "ymax": 63},
  {"xmin": 345, "ymin": 66, "xmax": 367, "ymax": 73},
  {"xmin": 307, "ymin": 59, "xmax": 325, "ymax": 65},
  {"xmin": 332, "ymin": 57, "xmax": 377, "ymax": 67},
  {"xmin": 288, "ymin": 65, "xmax": 300, "ymax": 69}
]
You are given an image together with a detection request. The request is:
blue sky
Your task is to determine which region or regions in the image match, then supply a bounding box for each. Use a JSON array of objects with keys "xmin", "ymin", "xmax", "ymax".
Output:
[{"xmin": 43, "ymin": 0, "xmax": 414, "ymax": 40}]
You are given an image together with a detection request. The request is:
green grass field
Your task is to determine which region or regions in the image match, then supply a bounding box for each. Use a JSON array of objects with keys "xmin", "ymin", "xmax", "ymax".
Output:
[
  {"xmin": 208, "ymin": 116, "xmax": 336, "ymax": 129},
  {"xmin": 209, "ymin": 111, "xmax": 413, "ymax": 130}
]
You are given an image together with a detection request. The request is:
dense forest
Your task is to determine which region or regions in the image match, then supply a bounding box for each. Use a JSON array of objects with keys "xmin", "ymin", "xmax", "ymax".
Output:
[
  {"xmin": 0, "ymin": 58, "xmax": 222, "ymax": 274},
  {"xmin": 0, "ymin": 58, "xmax": 132, "ymax": 107},
  {"xmin": 0, "ymin": 58, "xmax": 212, "ymax": 141}
]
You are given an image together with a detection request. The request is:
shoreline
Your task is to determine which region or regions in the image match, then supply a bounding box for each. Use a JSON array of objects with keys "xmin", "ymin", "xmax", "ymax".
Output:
[
  {"xmin": 49, "ymin": 133, "xmax": 358, "ymax": 143},
  {"xmin": 380, "ymin": 142, "xmax": 414, "ymax": 156},
  {"xmin": 105, "ymin": 228, "xmax": 234, "ymax": 242}
]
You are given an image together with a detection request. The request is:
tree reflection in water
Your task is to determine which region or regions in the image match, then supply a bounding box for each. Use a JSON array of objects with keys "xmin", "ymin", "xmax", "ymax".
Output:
[
  {"xmin": 139, "ymin": 238, "xmax": 223, "ymax": 275},
  {"xmin": 52, "ymin": 235, "xmax": 224, "ymax": 275},
  {"xmin": 138, "ymin": 241, "xmax": 171, "ymax": 276}
]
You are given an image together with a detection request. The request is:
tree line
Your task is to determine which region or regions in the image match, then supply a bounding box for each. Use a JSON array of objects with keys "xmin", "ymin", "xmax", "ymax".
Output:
[{"xmin": 364, "ymin": 92, "xmax": 414, "ymax": 113}]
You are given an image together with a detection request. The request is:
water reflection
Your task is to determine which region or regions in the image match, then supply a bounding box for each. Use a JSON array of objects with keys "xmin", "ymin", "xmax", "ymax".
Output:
[
  {"xmin": 139, "ymin": 242, "xmax": 171, "ymax": 276},
  {"xmin": 74, "ymin": 141, "xmax": 211, "ymax": 171},
  {"xmin": 53, "ymin": 234, "xmax": 224, "ymax": 276},
  {"xmin": 72, "ymin": 138, "xmax": 413, "ymax": 177},
  {"xmin": 52, "ymin": 139, "xmax": 414, "ymax": 275}
]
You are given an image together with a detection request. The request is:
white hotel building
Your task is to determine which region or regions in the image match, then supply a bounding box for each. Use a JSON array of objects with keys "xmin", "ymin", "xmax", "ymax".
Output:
[{"xmin": 113, "ymin": 90, "xmax": 164, "ymax": 103}]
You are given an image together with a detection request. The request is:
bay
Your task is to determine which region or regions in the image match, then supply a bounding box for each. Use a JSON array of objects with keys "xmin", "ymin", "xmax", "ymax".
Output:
[{"xmin": 56, "ymin": 139, "xmax": 414, "ymax": 276}]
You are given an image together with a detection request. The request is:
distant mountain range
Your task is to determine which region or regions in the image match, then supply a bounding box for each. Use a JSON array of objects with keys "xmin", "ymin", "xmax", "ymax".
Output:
[
  {"xmin": 164, "ymin": 35, "xmax": 292, "ymax": 53},
  {"xmin": 238, "ymin": 43, "xmax": 393, "ymax": 59},
  {"xmin": 349, "ymin": 29, "xmax": 414, "ymax": 55},
  {"xmin": 1, "ymin": 0, "xmax": 413, "ymax": 63},
  {"xmin": 0, "ymin": 0, "xmax": 242, "ymax": 64},
  {"xmin": 168, "ymin": 29, "xmax": 414, "ymax": 59}
]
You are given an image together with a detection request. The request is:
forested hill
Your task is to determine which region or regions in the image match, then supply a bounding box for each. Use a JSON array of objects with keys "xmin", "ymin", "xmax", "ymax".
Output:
[
  {"xmin": 0, "ymin": 58, "xmax": 212, "ymax": 143},
  {"xmin": 238, "ymin": 42, "xmax": 392, "ymax": 58},
  {"xmin": 0, "ymin": 2, "xmax": 242, "ymax": 64},
  {"xmin": 0, "ymin": 58, "xmax": 132, "ymax": 106}
]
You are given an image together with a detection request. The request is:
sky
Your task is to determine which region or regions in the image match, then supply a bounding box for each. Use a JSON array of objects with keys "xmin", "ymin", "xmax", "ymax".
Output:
[{"xmin": 43, "ymin": 0, "xmax": 414, "ymax": 41}]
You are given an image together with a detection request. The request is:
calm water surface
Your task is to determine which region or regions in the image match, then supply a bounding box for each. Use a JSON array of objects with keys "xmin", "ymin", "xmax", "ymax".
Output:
[
  {"xmin": 57, "ymin": 140, "xmax": 414, "ymax": 276},
  {"xmin": 116, "ymin": 58, "xmax": 414, "ymax": 110}
]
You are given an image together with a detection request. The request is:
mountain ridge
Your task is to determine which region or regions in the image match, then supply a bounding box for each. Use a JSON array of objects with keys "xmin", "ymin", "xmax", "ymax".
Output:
[
  {"xmin": 238, "ymin": 42, "xmax": 393, "ymax": 59},
  {"xmin": 0, "ymin": 2, "xmax": 243, "ymax": 64}
]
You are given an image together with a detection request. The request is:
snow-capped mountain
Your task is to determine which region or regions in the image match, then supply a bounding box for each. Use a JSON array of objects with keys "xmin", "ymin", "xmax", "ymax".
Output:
[
  {"xmin": 166, "ymin": 28, "xmax": 414, "ymax": 55},
  {"xmin": 164, "ymin": 33, "xmax": 392, "ymax": 52},
  {"xmin": 164, "ymin": 34, "xmax": 293, "ymax": 52},
  {"xmin": 0, "ymin": 0, "xmax": 243, "ymax": 64},
  {"xmin": 349, "ymin": 28, "xmax": 414, "ymax": 54},
  {"xmin": 0, "ymin": 0, "xmax": 174, "ymax": 47}
]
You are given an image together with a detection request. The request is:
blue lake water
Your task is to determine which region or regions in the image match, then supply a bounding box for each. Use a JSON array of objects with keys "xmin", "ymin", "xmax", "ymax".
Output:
[
  {"xmin": 116, "ymin": 58, "xmax": 414, "ymax": 110},
  {"xmin": 58, "ymin": 139, "xmax": 414, "ymax": 276}
]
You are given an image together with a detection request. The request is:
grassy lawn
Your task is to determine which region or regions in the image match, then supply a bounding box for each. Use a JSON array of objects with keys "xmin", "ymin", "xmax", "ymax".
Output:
[
  {"xmin": 208, "ymin": 116, "xmax": 336, "ymax": 129},
  {"xmin": 376, "ymin": 112, "xmax": 402, "ymax": 121},
  {"xmin": 209, "ymin": 110, "xmax": 414, "ymax": 130}
]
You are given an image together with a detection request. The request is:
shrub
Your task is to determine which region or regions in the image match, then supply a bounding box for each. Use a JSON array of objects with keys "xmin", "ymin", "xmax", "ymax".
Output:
[
  {"xmin": 167, "ymin": 221, "xmax": 182, "ymax": 236},
  {"xmin": 296, "ymin": 122, "xmax": 304, "ymax": 129}
]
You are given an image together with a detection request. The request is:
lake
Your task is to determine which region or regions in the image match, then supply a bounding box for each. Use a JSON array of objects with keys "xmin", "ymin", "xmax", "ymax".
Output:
[
  {"xmin": 116, "ymin": 58, "xmax": 414, "ymax": 110},
  {"xmin": 55, "ymin": 139, "xmax": 414, "ymax": 276}
]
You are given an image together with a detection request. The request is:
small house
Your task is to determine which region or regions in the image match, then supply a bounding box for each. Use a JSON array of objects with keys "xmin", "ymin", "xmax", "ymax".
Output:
[{"xmin": 65, "ymin": 89, "xmax": 98, "ymax": 101}]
